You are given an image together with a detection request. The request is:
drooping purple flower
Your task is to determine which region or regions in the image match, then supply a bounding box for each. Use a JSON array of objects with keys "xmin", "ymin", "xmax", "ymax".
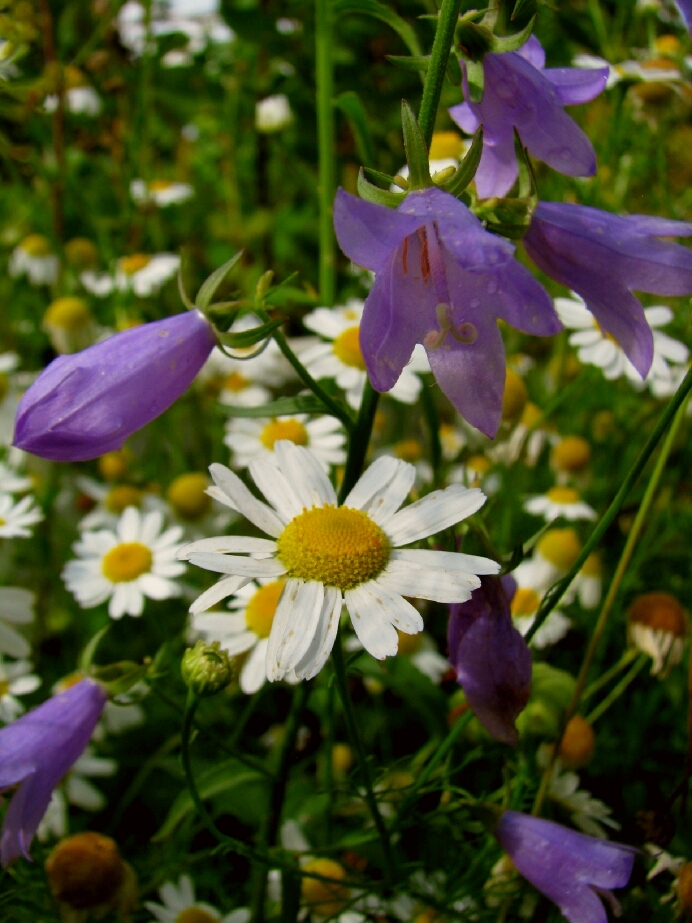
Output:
[
  {"xmin": 449, "ymin": 37, "xmax": 608, "ymax": 199},
  {"xmin": 495, "ymin": 810, "xmax": 636, "ymax": 923},
  {"xmin": 448, "ymin": 575, "xmax": 531, "ymax": 745},
  {"xmin": 524, "ymin": 202, "xmax": 692, "ymax": 379},
  {"xmin": 333, "ymin": 186, "xmax": 560, "ymax": 437},
  {"xmin": 14, "ymin": 310, "xmax": 216, "ymax": 462},
  {"xmin": 0, "ymin": 678, "xmax": 107, "ymax": 866}
]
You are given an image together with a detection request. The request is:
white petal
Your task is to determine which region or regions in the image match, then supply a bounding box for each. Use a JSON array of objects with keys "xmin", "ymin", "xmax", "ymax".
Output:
[
  {"xmin": 366, "ymin": 581, "xmax": 424, "ymax": 634},
  {"xmin": 0, "ymin": 587, "xmax": 34, "ymax": 623},
  {"xmin": 192, "ymin": 612, "xmax": 247, "ymax": 635},
  {"xmin": 385, "ymin": 485, "xmax": 486, "ymax": 546},
  {"xmin": 249, "ymin": 455, "xmax": 304, "ymax": 522},
  {"xmin": 377, "ymin": 559, "xmax": 479, "ymax": 602},
  {"xmin": 209, "ymin": 463, "xmax": 283, "ymax": 537},
  {"xmin": 0, "ymin": 620, "xmax": 30, "ymax": 658},
  {"xmin": 66, "ymin": 776, "xmax": 105, "ymax": 811},
  {"xmin": 391, "ymin": 548, "xmax": 500, "ymax": 575},
  {"xmin": 271, "ymin": 580, "xmax": 325, "ymax": 678},
  {"xmin": 177, "ymin": 536, "xmax": 276, "ymax": 560},
  {"xmin": 345, "ymin": 583, "xmax": 399, "ymax": 660},
  {"xmin": 118, "ymin": 506, "xmax": 141, "ymax": 542},
  {"xmin": 265, "ymin": 578, "xmax": 301, "ymax": 681},
  {"xmin": 187, "ymin": 553, "xmax": 286, "ymax": 579},
  {"xmin": 189, "ymin": 576, "xmax": 252, "ymax": 614},
  {"xmin": 240, "ymin": 638, "xmax": 269, "ymax": 694},
  {"xmin": 138, "ymin": 573, "xmax": 179, "ymax": 600},
  {"xmin": 644, "ymin": 305, "xmax": 673, "ymax": 326},
  {"xmin": 343, "ymin": 455, "xmax": 401, "ymax": 510},
  {"xmin": 361, "ymin": 461, "xmax": 416, "ymax": 526},
  {"xmin": 293, "ymin": 586, "xmax": 342, "ymax": 680},
  {"xmin": 274, "ymin": 442, "xmax": 337, "ymax": 508},
  {"xmin": 219, "ymin": 632, "xmax": 258, "ymax": 657}
]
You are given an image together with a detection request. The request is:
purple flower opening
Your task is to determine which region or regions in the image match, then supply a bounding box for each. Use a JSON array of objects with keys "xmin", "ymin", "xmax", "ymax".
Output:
[
  {"xmin": 524, "ymin": 202, "xmax": 692, "ymax": 378},
  {"xmin": 13, "ymin": 310, "xmax": 216, "ymax": 462},
  {"xmin": 448, "ymin": 575, "xmax": 531, "ymax": 745},
  {"xmin": 334, "ymin": 186, "xmax": 560, "ymax": 437},
  {"xmin": 0, "ymin": 678, "xmax": 107, "ymax": 866},
  {"xmin": 449, "ymin": 36, "xmax": 608, "ymax": 199},
  {"xmin": 495, "ymin": 810, "xmax": 636, "ymax": 923}
]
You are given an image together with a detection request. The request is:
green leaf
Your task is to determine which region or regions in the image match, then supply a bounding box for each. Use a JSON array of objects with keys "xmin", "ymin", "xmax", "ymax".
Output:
[
  {"xmin": 401, "ymin": 100, "xmax": 430, "ymax": 190},
  {"xmin": 465, "ymin": 58, "xmax": 485, "ymax": 103},
  {"xmin": 218, "ymin": 395, "xmax": 332, "ymax": 418},
  {"xmin": 79, "ymin": 625, "xmax": 110, "ymax": 673},
  {"xmin": 333, "ymin": 0, "xmax": 421, "ymax": 56},
  {"xmin": 437, "ymin": 127, "xmax": 483, "ymax": 197},
  {"xmin": 357, "ymin": 168, "xmax": 406, "ymax": 208},
  {"xmin": 217, "ymin": 317, "xmax": 285, "ymax": 349},
  {"xmin": 386, "ymin": 54, "xmax": 430, "ymax": 73},
  {"xmin": 446, "ymin": 52, "xmax": 462, "ymax": 86},
  {"xmin": 196, "ymin": 251, "xmax": 244, "ymax": 311},
  {"xmin": 154, "ymin": 760, "xmax": 267, "ymax": 839},
  {"xmin": 334, "ymin": 91, "xmax": 376, "ymax": 167},
  {"xmin": 490, "ymin": 15, "xmax": 536, "ymax": 53},
  {"xmin": 263, "ymin": 285, "xmax": 320, "ymax": 307},
  {"xmin": 363, "ymin": 166, "xmax": 405, "ymax": 187}
]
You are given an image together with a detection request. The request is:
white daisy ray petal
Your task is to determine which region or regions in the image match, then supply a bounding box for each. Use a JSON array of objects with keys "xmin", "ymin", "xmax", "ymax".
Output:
[
  {"xmin": 189, "ymin": 576, "xmax": 253, "ymax": 614},
  {"xmin": 140, "ymin": 510, "xmax": 165, "ymax": 546},
  {"xmin": 138, "ymin": 574, "xmax": 180, "ymax": 600},
  {"xmin": 377, "ymin": 559, "xmax": 479, "ymax": 603},
  {"xmin": 293, "ymin": 586, "xmax": 342, "ymax": 680},
  {"xmin": 249, "ymin": 455, "xmax": 304, "ymax": 522},
  {"xmin": 192, "ymin": 612, "xmax": 247, "ymax": 635},
  {"xmin": 345, "ymin": 583, "xmax": 399, "ymax": 660},
  {"xmin": 266, "ymin": 578, "xmax": 302, "ymax": 681},
  {"xmin": 187, "ymin": 553, "xmax": 286, "ymax": 579},
  {"xmin": 219, "ymin": 632, "xmax": 258, "ymax": 657},
  {"xmin": 273, "ymin": 579, "xmax": 325, "ymax": 676},
  {"xmin": 362, "ymin": 461, "xmax": 417, "ymax": 525},
  {"xmin": 343, "ymin": 455, "xmax": 402, "ymax": 510},
  {"xmin": 118, "ymin": 506, "xmax": 141, "ymax": 542},
  {"xmin": 177, "ymin": 536, "xmax": 277, "ymax": 561},
  {"xmin": 206, "ymin": 485, "xmax": 238, "ymax": 510},
  {"xmin": 0, "ymin": 621, "xmax": 30, "ymax": 658},
  {"xmin": 391, "ymin": 548, "xmax": 500, "ymax": 575},
  {"xmin": 385, "ymin": 486, "xmax": 487, "ymax": 546},
  {"xmin": 644, "ymin": 305, "xmax": 674, "ymax": 326},
  {"xmin": 240, "ymin": 638, "xmax": 270, "ymax": 694},
  {"xmin": 209, "ymin": 463, "xmax": 283, "ymax": 537},
  {"xmin": 366, "ymin": 580, "xmax": 424, "ymax": 634},
  {"xmin": 274, "ymin": 442, "xmax": 337, "ymax": 508}
]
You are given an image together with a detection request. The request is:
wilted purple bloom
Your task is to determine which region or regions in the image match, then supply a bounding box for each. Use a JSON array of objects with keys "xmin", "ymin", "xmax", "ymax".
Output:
[
  {"xmin": 334, "ymin": 186, "xmax": 560, "ymax": 437},
  {"xmin": 448, "ymin": 575, "xmax": 531, "ymax": 744},
  {"xmin": 449, "ymin": 37, "xmax": 608, "ymax": 199},
  {"xmin": 0, "ymin": 678, "xmax": 107, "ymax": 866},
  {"xmin": 524, "ymin": 202, "xmax": 692, "ymax": 379},
  {"xmin": 14, "ymin": 310, "xmax": 216, "ymax": 462},
  {"xmin": 495, "ymin": 810, "xmax": 636, "ymax": 923}
]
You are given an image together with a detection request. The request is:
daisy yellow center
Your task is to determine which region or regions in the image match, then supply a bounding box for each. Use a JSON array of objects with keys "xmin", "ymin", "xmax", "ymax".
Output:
[
  {"xmin": 301, "ymin": 859, "xmax": 349, "ymax": 917},
  {"xmin": 245, "ymin": 580, "xmax": 285, "ymax": 637},
  {"xmin": 429, "ymin": 130, "xmax": 464, "ymax": 160},
  {"xmin": 64, "ymin": 65, "xmax": 87, "ymax": 89},
  {"xmin": 224, "ymin": 371, "xmax": 249, "ymax": 392},
  {"xmin": 167, "ymin": 473, "xmax": 211, "ymax": 520},
  {"xmin": 537, "ymin": 529, "xmax": 581, "ymax": 569},
  {"xmin": 276, "ymin": 505, "xmax": 390, "ymax": 590},
  {"xmin": 65, "ymin": 237, "xmax": 98, "ymax": 267},
  {"xmin": 581, "ymin": 553, "xmax": 602, "ymax": 577},
  {"xmin": 105, "ymin": 486, "xmax": 142, "ymax": 514},
  {"xmin": 120, "ymin": 253, "xmax": 151, "ymax": 275},
  {"xmin": 520, "ymin": 402, "xmax": 542, "ymax": 428},
  {"xmin": 546, "ymin": 486, "xmax": 580, "ymax": 504},
  {"xmin": 260, "ymin": 419, "xmax": 308, "ymax": 450},
  {"xmin": 102, "ymin": 542, "xmax": 152, "ymax": 582},
  {"xmin": 467, "ymin": 454, "xmax": 491, "ymax": 475},
  {"xmin": 44, "ymin": 297, "xmax": 91, "ymax": 332},
  {"xmin": 0, "ymin": 517, "xmax": 6, "ymax": 527},
  {"xmin": 333, "ymin": 325, "xmax": 366, "ymax": 370},
  {"xmin": 149, "ymin": 179, "xmax": 174, "ymax": 191},
  {"xmin": 0, "ymin": 680, "xmax": 9, "ymax": 696},
  {"xmin": 0, "ymin": 374, "xmax": 9, "ymax": 403},
  {"xmin": 394, "ymin": 438, "xmax": 423, "ymax": 462},
  {"xmin": 552, "ymin": 436, "xmax": 591, "ymax": 472},
  {"xmin": 510, "ymin": 587, "xmax": 540, "ymax": 617},
  {"xmin": 175, "ymin": 910, "xmax": 219, "ymax": 923},
  {"xmin": 21, "ymin": 234, "xmax": 51, "ymax": 257}
]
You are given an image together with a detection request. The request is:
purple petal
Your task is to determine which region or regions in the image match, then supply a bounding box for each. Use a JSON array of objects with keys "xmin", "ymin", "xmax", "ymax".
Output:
[
  {"xmin": 0, "ymin": 679, "xmax": 107, "ymax": 866},
  {"xmin": 543, "ymin": 67, "xmax": 609, "ymax": 105},
  {"xmin": 494, "ymin": 262, "xmax": 562, "ymax": 337},
  {"xmin": 333, "ymin": 188, "xmax": 424, "ymax": 273},
  {"xmin": 447, "ymin": 101, "xmax": 479, "ymax": 135},
  {"xmin": 515, "ymin": 35, "xmax": 545, "ymax": 69},
  {"xmin": 13, "ymin": 311, "xmax": 216, "ymax": 462},
  {"xmin": 675, "ymin": 0, "xmax": 692, "ymax": 31}
]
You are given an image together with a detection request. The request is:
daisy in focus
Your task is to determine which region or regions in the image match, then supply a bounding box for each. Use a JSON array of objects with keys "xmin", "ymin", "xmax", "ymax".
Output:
[
  {"xmin": 179, "ymin": 441, "xmax": 499, "ymax": 681},
  {"xmin": 301, "ymin": 300, "xmax": 430, "ymax": 409},
  {"xmin": 224, "ymin": 415, "xmax": 346, "ymax": 471},
  {"xmin": 146, "ymin": 874, "xmax": 250, "ymax": 923},
  {"xmin": 62, "ymin": 507, "xmax": 186, "ymax": 619},
  {"xmin": 555, "ymin": 295, "xmax": 689, "ymax": 396},
  {"xmin": 0, "ymin": 493, "xmax": 44, "ymax": 538},
  {"xmin": 523, "ymin": 486, "xmax": 596, "ymax": 522}
]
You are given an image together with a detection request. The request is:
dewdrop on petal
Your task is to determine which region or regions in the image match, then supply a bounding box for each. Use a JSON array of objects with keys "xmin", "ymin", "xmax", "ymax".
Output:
[
  {"xmin": 43, "ymin": 297, "xmax": 97, "ymax": 354},
  {"xmin": 558, "ymin": 715, "xmax": 596, "ymax": 769},
  {"xmin": 628, "ymin": 591, "xmax": 686, "ymax": 676},
  {"xmin": 301, "ymin": 859, "xmax": 349, "ymax": 918},
  {"xmin": 167, "ymin": 472, "xmax": 212, "ymax": 521}
]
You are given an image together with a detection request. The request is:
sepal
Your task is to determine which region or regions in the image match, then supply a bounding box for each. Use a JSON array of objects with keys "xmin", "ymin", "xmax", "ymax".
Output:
[{"xmin": 401, "ymin": 100, "xmax": 432, "ymax": 189}]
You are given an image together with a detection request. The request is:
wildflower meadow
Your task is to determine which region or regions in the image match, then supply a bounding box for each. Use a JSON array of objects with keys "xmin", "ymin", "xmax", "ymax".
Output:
[{"xmin": 3, "ymin": 0, "xmax": 692, "ymax": 921}]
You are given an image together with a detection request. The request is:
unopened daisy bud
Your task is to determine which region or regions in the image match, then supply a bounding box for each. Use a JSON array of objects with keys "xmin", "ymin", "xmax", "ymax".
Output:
[
  {"xmin": 301, "ymin": 859, "xmax": 349, "ymax": 918},
  {"xmin": 536, "ymin": 528, "xmax": 582, "ymax": 571},
  {"xmin": 167, "ymin": 472, "xmax": 212, "ymax": 521},
  {"xmin": 181, "ymin": 641, "xmax": 233, "ymax": 697},
  {"xmin": 43, "ymin": 296, "xmax": 96, "ymax": 354},
  {"xmin": 331, "ymin": 743, "xmax": 354, "ymax": 777},
  {"xmin": 45, "ymin": 832, "xmax": 125, "ymax": 910},
  {"xmin": 501, "ymin": 369, "xmax": 528, "ymax": 422},
  {"xmin": 551, "ymin": 436, "xmax": 591, "ymax": 473},
  {"xmin": 65, "ymin": 237, "xmax": 99, "ymax": 269},
  {"xmin": 98, "ymin": 449, "xmax": 132, "ymax": 481},
  {"xmin": 256, "ymin": 94, "xmax": 292, "ymax": 133},
  {"xmin": 628, "ymin": 591, "xmax": 686, "ymax": 676},
  {"xmin": 558, "ymin": 715, "xmax": 596, "ymax": 769}
]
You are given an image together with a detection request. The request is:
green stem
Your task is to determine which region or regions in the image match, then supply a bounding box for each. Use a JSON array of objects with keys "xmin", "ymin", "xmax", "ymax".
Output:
[
  {"xmin": 585, "ymin": 655, "xmax": 648, "ymax": 725},
  {"xmin": 418, "ymin": 0, "xmax": 462, "ymax": 148},
  {"xmin": 527, "ymin": 365, "xmax": 692, "ymax": 643},
  {"xmin": 338, "ymin": 379, "xmax": 380, "ymax": 502},
  {"xmin": 331, "ymin": 631, "xmax": 397, "ymax": 881},
  {"xmin": 580, "ymin": 648, "xmax": 639, "ymax": 704},
  {"xmin": 316, "ymin": 0, "xmax": 336, "ymax": 305}
]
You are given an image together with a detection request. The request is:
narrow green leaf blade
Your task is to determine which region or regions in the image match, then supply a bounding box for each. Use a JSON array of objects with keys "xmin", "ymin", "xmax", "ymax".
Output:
[{"xmin": 196, "ymin": 251, "xmax": 244, "ymax": 311}]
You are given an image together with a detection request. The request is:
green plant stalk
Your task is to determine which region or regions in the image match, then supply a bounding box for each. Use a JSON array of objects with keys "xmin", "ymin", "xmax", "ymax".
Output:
[
  {"xmin": 585, "ymin": 654, "xmax": 648, "ymax": 725},
  {"xmin": 580, "ymin": 647, "xmax": 639, "ymax": 704},
  {"xmin": 418, "ymin": 0, "xmax": 463, "ymax": 148},
  {"xmin": 316, "ymin": 0, "xmax": 336, "ymax": 305},
  {"xmin": 331, "ymin": 631, "xmax": 397, "ymax": 881},
  {"xmin": 533, "ymin": 395, "xmax": 688, "ymax": 816},
  {"xmin": 338, "ymin": 379, "xmax": 380, "ymax": 502},
  {"xmin": 527, "ymin": 365, "xmax": 692, "ymax": 643}
]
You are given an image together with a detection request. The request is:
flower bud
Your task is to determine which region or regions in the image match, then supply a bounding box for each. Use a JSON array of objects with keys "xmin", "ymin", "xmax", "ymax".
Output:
[
  {"xmin": 181, "ymin": 641, "xmax": 233, "ymax": 697},
  {"xmin": 301, "ymin": 859, "xmax": 349, "ymax": 918},
  {"xmin": 45, "ymin": 832, "xmax": 126, "ymax": 910},
  {"xmin": 551, "ymin": 436, "xmax": 591, "ymax": 473},
  {"xmin": 628, "ymin": 591, "xmax": 687, "ymax": 676},
  {"xmin": 558, "ymin": 715, "xmax": 596, "ymax": 769}
]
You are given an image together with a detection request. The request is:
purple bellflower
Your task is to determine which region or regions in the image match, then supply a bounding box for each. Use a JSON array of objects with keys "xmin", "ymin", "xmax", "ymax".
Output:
[
  {"xmin": 333, "ymin": 186, "xmax": 560, "ymax": 437},
  {"xmin": 524, "ymin": 202, "xmax": 692, "ymax": 379},
  {"xmin": 676, "ymin": 1, "xmax": 692, "ymax": 32},
  {"xmin": 14, "ymin": 310, "xmax": 216, "ymax": 462},
  {"xmin": 495, "ymin": 810, "xmax": 636, "ymax": 923},
  {"xmin": 449, "ymin": 37, "xmax": 608, "ymax": 199},
  {"xmin": 0, "ymin": 678, "xmax": 107, "ymax": 866},
  {"xmin": 448, "ymin": 575, "xmax": 531, "ymax": 745}
]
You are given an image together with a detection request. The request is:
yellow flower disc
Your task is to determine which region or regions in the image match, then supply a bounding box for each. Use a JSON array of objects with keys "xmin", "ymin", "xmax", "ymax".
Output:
[
  {"xmin": 98, "ymin": 451, "xmax": 130, "ymax": 481},
  {"xmin": 546, "ymin": 486, "xmax": 580, "ymax": 504},
  {"xmin": 224, "ymin": 371, "xmax": 248, "ymax": 392},
  {"xmin": 276, "ymin": 505, "xmax": 390, "ymax": 590},
  {"xmin": 627, "ymin": 591, "xmax": 686, "ymax": 635},
  {"xmin": 510, "ymin": 587, "xmax": 540, "ymax": 617},
  {"xmin": 260, "ymin": 418, "xmax": 308, "ymax": 450},
  {"xmin": 0, "ymin": 373, "xmax": 9, "ymax": 404},
  {"xmin": 167, "ymin": 473, "xmax": 211, "ymax": 520},
  {"xmin": 64, "ymin": 65, "xmax": 87, "ymax": 89},
  {"xmin": 429, "ymin": 130, "xmax": 464, "ymax": 160},
  {"xmin": 44, "ymin": 297, "xmax": 92, "ymax": 332},
  {"xmin": 245, "ymin": 581, "xmax": 285, "ymax": 638},
  {"xmin": 466, "ymin": 454, "xmax": 491, "ymax": 475},
  {"xmin": 333, "ymin": 325, "xmax": 366, "ymax": 370},
  {"xmin": 149, "ymin": 179, "xmax": 174, "ymax": 192},
  {"xmin": 104, "ymin": 486, "xmax": 142, "ymax": 514},
  {"xmin": 394, "ymin": 438, "xmax": 423, "ymax": 462},
  {"xmin": 20, "ymin": 234, "xmax": 51, "ymax": 257},
  {"xmin": 119, "ymin": 253, "xmax": 151, "ymax": 275},
  {"xmin": 501, "ymin": 368, "xmax": 528, "ymax": 422},
  {"xmin": 551, "ymin": 436, "xmax": 591, "ymax": 472},
  {"xmin": 559, "ymin": 714, "xmax": 596, "ymax": 769},
  {"xmin": 537, "ymin": 528, "xmax": 581, "ymax": 569},
  {"xmin": 520, "ymin": 401, "xmax": 543, "ymax": 428},
  {"xmin": 65, "ymin": 237, "xmax": 98, "ymax": 268},
  {"xmin": 581, "ymin": 553, "xmax": 602, "ymax": 577},
  {"xmin": 102, "ymin": 542, "xmax": 152, "ymax": 583},
  {"xmin": 301, "ymin": 859, "xmax": 349, "ymax": 918},
  {"xmin": 176, "ymin": 910, "xmax": 219, "ymax": 923}
]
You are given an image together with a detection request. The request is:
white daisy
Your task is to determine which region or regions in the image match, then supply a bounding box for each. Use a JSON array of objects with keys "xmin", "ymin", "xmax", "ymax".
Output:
[
  {"xmin": 75, "ymin": 476, "xmax": 159, "ymax": 531},
  {"xmin": 130, "ymin": 179, "xmax": 194, "ymax": 207},
  {"xmin": 523, "ymin": 486, "xmax": 596, "ymax": 522},
  {"xmin": 179, "ymin": 442, "xmax": 499, "ymax": 681},
  {"xmin": 9, "ymin": 234, "xmax": 59, "ymax": 286},
  {"xmin": 0, "ymin": 492, "xmax": 43, "ymax": 538},
  {"xmin": 540, "ymin": 754, "xmax": 619, "ymax": 839},
  {"xmin": 0, "ymin": 586, "xmax": 35, "ymax": 659},
  {"xmin": 0, "ymin": 459, "xmax": 32, "ymax": 494},
  {"xmin": 256, "ymin": 94, "xmax": 292, "ymax": 132},
  {"xmin": 44, "ymin": 85, "xmax": 102, "ymax": 116},
  {"xmin": 62, "ymin": 507, "xmax": 186, "ymax": 619},
  {"xmin": 555, "ymin": 295, "xmax": 689, "ymax": 395},
  {"xmin": 0, "ymin": 656, "xmax": 41, "ymax": 723},
  {"xmin": 224, "ymin": 415, "xmax": 346, "ymax": 471},
  {"xmin": 0, "ymin": 353, "xmax": 22, "ymax": 447},
  {"xmin": 301, "ymin": 301, "xmax": 430, "ymax": 409},
  {"xmin": 509, "ymin": 584, "xmax": 571, "ymax": 649},
  {"xmin": 145, "ymin": 874, "xmax": 250, "ymax": 923},
  {"xmin": 80, "ymin": 253, "xmax": 180, "ymax": 298}
]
